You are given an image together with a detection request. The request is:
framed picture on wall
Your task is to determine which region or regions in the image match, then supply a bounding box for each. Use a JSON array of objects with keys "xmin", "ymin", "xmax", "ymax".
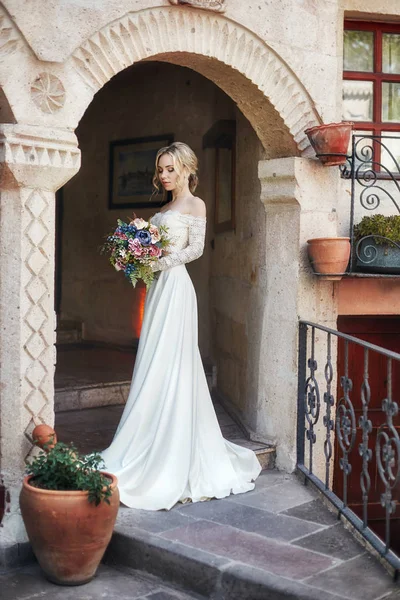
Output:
[
  {"xmin": 203, "ymin": 120, "xmax": 236, "ymax": 233},
  {"xmin": 109, "ymin": 134, "xmax": 174, "ymax": 209}
]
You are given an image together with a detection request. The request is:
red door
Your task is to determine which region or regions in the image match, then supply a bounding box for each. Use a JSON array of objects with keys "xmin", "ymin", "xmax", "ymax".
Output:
[{"xmin": 334, "ymin": 317, "xmax": 400, "ymax": 554}]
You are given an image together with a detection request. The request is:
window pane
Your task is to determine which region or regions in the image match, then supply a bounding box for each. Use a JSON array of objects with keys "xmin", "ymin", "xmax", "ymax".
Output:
[
  {"xmin": 380, "ymin": 132, "xmax": 400, "ymax": 173},
  {"xmin": 382, "ymin": 82, "xmax": 400, "ymax": 122},
  {"xmin": 344, "ymin": 30, "xmax": 374, "ymax": 72},
  {"xmin": 343, "ymin": 80, "xmax": 373, "ymax": 121},
  {"xmin": 383, "ymin": 33, "xmax": 400, "ymax": 74}
]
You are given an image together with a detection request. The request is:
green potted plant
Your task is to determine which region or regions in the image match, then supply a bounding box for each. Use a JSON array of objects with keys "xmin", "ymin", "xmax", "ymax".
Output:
[
  {"xmin": 20, "ymin": 431, "xmax": 119, "ymax": 586},
  {"xmin": 354, "ymin": 214, "xmax": 400, "ymax": 274}
]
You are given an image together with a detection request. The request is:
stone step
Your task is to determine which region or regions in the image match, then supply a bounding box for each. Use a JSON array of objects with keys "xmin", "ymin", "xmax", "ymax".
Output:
[
  {"xmin": 56, "ymin": 319, "xmax": 83, "ymax": 344},
  {"xmin": 55, "ymin": 381, "xmax": 130, "ymax": 412},
  {"xmin": 256, "ymin": 446, "xmax": 276, "ymax": 470},
  {"xmin": 104, "ymin": 470, "xmax": 391, "ymax": 600},
  {"xmin": 0, "ymin": 563, "xmax": 202, "ymax": 599}
]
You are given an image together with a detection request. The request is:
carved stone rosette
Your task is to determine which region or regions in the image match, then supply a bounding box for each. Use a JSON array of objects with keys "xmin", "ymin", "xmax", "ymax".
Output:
[{"xmin": 31, "ymin": 73, "xmax": 66, "ymax": 113}]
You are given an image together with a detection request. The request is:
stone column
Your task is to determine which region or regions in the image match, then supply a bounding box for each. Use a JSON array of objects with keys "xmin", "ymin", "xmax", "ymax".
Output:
[
  {"xmin": 257, "ymin": 157, "xmax": 339, "ymax": 473},
  {"xmin": 0, "ymin": 124, "xmax": 80, "ymax": 545}
]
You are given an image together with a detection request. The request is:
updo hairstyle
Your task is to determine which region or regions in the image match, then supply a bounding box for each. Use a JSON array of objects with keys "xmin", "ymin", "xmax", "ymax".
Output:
[{"xmin": 152, "ymin": 141, "xmax": 199, "ymax": 200}]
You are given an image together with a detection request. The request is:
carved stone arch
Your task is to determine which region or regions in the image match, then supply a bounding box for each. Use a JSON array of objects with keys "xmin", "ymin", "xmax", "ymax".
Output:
[{"xmin": 70, "ymin": 7, "xmax": 321, "ymax": 153}]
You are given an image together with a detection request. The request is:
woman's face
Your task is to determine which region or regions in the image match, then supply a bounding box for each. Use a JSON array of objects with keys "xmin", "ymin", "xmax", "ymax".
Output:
[{"xmin": 157, "ymin": 153, "xmax": 179, "ymax": 192}]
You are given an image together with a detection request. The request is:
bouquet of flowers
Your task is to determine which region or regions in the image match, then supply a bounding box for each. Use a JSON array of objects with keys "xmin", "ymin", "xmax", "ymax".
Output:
[{"xmin": 101, "ymin": 217, "xmax": 170, "ymax": 288}]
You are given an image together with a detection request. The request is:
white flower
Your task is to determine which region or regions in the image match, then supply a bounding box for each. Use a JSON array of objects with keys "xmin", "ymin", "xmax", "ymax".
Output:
[
  {"xmin": 133, "ymin": 218, "xmax": 148, "ymax": 230},
  {"xmin": 119, "ymin": 249, "xmax": 127, "ymax": 258}
]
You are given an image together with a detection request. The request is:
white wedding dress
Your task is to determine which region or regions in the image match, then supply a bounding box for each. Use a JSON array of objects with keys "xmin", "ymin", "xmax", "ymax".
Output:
[{"xmin": 101, "ymin": 209, "xmax": 261, "ymax": 510}]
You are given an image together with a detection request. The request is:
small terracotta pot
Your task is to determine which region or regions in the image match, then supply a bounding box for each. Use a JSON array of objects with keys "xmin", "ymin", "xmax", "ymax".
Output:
[
  {"xmin": 20, "ymin": 473, "xmax": 119, "ymax": 586},
  {"xmin": 32, "ymin": 424, "xmax": 57, "ymax": 450},
  {"xmin": 307, "ymin": 237, "xmax": 351, "ymax": 280},
  {"xmin": 305, "ymin": 122, "xmax": 353, "ymax": 166}
]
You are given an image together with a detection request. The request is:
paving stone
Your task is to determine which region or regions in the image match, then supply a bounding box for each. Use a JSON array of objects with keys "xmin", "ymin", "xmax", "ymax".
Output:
[
  {"xmin": 105, "ymin": 529, "xmax": 229, "ymax": 597},
  {"xmin": 282, "ymin": 498, "xmax": 338, "ymax": 526},
  {"xmin": 0, "ymin": 535, "xmax": 35, "ymax": 570},
  {"xmin": 380, "ymin": 591, "xmax": 400, "ymax": 600},
  {"xmin": 305, "ymin": 553, "xmax": 399, "ymax": 600},
  {"xmin": 229, "ymin": 477, "xmax": 316, "ymax": 512},
  {"xmin": 161, "ymin": 520, "xmax": 336, "ymax": 579},
  {"xmin": 115, "ymin": 506, "xmax": 197, "ymax": 534},
  {"xmin": 0, "ymin": 564, "xmax": 156, "ymax": 599},
  {"xmin": 142, "ymin": 592, "xmax": 199, "ymax": 600},
  {"xmin": 293, "ymin": 522, "xmax": 365, "ymax": 559},
  {"xmin": 178, "ymin": 497, "xmax": 323, "ymax": 541},
  {"xmin": 220, "ymin": 562, "xmax": 348, "ymax": 600}
]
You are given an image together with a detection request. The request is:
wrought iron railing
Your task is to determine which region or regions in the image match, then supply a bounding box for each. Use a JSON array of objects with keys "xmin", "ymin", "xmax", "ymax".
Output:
[
  {"xmin": 297, "ymin": 320, "xmax": 400, "ymax": 577},
  {"xmin": 341, "ymin": 134, "xmax": 400, "ymax": 275}
]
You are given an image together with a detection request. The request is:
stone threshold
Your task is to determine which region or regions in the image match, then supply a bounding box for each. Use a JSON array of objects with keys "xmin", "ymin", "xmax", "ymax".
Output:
[{"xmin": 55, "ymin": 381, "xmax": 130, "ymax": 412}]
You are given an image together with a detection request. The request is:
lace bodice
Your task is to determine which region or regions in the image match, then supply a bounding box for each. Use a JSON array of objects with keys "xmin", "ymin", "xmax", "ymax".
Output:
[{"xmin": 150, "ymin": 209, "xmax": 206, "ymax": 272}]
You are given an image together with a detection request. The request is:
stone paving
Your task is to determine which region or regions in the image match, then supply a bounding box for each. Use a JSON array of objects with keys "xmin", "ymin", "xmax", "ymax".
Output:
[
  {"xmin": 0, "ymin": 564, "xmax": 202, "ymax": 600},
  {"xmin": 53, "ymin": 405, "xmax": 400, "ymax": 599},
  {"xmin": 105, "ymin": 470, "xmax": 400, "ymax": 600}
]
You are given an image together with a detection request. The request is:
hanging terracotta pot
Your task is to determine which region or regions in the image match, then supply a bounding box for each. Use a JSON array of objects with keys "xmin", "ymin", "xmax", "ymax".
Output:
[
  {"xmin": 20, "ymin": 473, "xmax": 119, "ymax": 585},
  {"xmin": 305, "ymin": 122, "xmax": 353, "ymax": 166},
  {"xmin": 307, "ymin": 237, "xmax": 351, "ymax": 280}
]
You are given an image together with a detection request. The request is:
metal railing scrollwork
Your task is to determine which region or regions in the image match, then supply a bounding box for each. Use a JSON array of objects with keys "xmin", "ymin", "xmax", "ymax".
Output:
[
  {"xmin": 297, "ymin": 321, "xmax": 400, "ymax": 577},
  {"xmin": 340, "ymin": 134, "xmax": 400, "ymax": 274}
]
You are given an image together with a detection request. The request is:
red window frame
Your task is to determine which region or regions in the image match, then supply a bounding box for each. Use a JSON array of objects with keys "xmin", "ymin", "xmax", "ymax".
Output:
[{"xmin": 344, "ymin": 20, "xmax": 400, "ymax": 169}]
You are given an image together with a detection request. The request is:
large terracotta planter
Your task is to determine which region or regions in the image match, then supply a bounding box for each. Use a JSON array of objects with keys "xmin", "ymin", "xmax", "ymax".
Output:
[
  {"xmin": 305, "ymin": 122, "xmax": 353, "ymax": 166},
  {"xmin": 307, "ymin": 237, "xmax": 351, "ymax": 280},
  {"xmin": 20, "ymin": 473, "xmax": 119, "ymax": 586}
]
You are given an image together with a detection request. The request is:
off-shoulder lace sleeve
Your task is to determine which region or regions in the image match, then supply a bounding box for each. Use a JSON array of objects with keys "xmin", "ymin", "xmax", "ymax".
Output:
[{"xmin": 151, "ymin": 215, "xmax": 206, "ymax": 272}]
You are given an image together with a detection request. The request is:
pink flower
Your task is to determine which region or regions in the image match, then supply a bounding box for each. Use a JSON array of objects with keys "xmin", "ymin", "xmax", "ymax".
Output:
[
  {"xmin": 114, "ymin": 260, "xmax": 125, "ymax": 271},
  {"xmin": 149, "ymin": 225, "xmax": 161, "ymax": 243},
  {"xmin": 128, "ymin": 238, "xmax": 145, "ymax": 258},
  {"xmin": 149, "ymin": 244, "xmax": 162, "ymax": 258},
  {"xmin": 115, "ymin": 232, "xmax": 127, "ymax": 240},
  {"xmin": 132, "ymin": 218, "xmax": 148, "ymax": 230}
]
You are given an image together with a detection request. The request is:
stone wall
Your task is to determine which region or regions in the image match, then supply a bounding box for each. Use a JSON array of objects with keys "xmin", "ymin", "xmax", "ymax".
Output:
[{"xmin": 210, "ymin": 113, "xmax": 265, "ymax": 430}]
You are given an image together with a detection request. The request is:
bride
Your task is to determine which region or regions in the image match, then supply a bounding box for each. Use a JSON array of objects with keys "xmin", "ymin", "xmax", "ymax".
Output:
[{"xmin": 101, "ymin": 141, "xmax": 261, "ymax": 510}]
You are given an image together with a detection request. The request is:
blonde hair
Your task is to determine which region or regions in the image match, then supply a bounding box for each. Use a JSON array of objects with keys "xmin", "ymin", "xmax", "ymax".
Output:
[{"xmin": 152, "ymin": 141, "xmax": 199, "ymax": 201}]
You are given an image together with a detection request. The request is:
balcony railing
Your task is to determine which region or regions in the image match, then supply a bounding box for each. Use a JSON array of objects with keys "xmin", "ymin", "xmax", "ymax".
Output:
[
  {"xmin": 340, "ymin": 134, "xmax": 400, "ymax": 275},
  {"xmin": 297, "ymin": 321, "xmax": 400, "ymax": 577}
]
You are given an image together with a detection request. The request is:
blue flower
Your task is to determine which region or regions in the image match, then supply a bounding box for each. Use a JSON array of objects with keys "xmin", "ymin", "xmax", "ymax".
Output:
[
  {"xmin": 135, "ymin": 229, "xmax": 152, "ymax": 246},
  {"xmin": 127, "ymin": 225, "xmax": 137, "ymax": 235},
  {"xmin": 124, "ymin": 264, "xmax": 136, "ymax": 279}
]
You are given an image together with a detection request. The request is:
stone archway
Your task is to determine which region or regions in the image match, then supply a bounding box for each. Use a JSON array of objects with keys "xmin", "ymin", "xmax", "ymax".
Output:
[
  {"xmin": 68, "ymin": 7, "xmax": 321, "ymax": 152},
  {"xmin": 0, "ymin": 4, "xmax": 332, "ymax": 546}
]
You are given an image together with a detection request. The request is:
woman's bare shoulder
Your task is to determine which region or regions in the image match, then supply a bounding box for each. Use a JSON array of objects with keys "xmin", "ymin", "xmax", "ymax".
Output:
[{"xmin": 188, "ymin": 196, "xmax": 206, "ymax": 218}]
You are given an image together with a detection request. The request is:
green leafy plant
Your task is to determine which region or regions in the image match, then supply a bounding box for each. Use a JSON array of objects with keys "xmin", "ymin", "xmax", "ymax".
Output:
[
  {"xmin": 354, "ymin": 214, "xmax": 400, "ymax": 247},
  {"xmin": 26, "ymin": 442, "xmax": 112, "ymax": 506}
]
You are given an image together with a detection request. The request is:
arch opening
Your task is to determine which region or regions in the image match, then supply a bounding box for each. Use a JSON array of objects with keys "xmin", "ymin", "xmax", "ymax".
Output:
[{"xmin": 54, "ymin": 59, "xmax": 288, "ymax": 440}]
